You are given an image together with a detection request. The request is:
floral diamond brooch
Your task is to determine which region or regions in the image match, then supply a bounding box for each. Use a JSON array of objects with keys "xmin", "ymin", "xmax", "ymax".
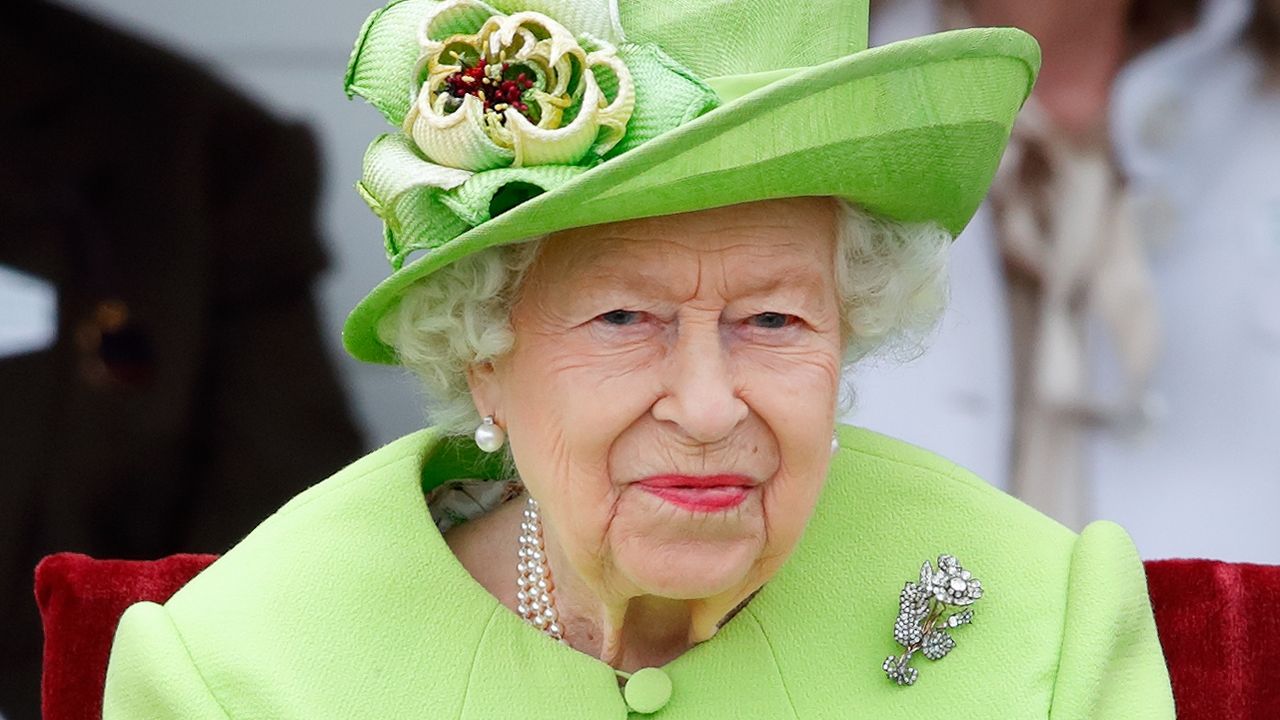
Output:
[{"xmin": 883, "ymin": 554, "xmax": 983, "ymax": 686}]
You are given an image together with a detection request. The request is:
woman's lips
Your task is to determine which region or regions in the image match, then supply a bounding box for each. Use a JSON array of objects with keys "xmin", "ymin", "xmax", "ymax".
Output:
[{"xmin": 636, "ymin": 474, "xmax": 755, "ymax": 512}]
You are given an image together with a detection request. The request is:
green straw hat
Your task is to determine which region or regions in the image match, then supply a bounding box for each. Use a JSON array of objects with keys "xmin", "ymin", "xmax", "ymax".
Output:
[{"xmin": 343, "ymin": 0, "xmax": 1040, "ymax": 364}]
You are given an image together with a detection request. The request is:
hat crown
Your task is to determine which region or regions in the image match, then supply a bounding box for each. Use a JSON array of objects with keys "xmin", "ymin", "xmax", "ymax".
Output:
[{"xmin": 617, "ymin": 0, "xmax": 869, "ymax": 80}]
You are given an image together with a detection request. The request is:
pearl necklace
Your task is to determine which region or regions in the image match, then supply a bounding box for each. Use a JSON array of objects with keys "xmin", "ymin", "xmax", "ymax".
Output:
[{"xmin": 516, "ymin": 496, "xmax": 564, "ymax": 640}]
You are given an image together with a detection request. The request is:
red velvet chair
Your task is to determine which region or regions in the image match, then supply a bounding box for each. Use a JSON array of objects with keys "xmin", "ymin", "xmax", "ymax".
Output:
[
  {"xmin": 35, "ymin": 553, "xmax": 1280, "ymax": 720},
  {"xmin": 35, "ymin": 553, "xmax": 218, "ymax": 720},
  {"xmin": 1143, "ymin": 559, "xmax": 1280, "ymax": 719}
]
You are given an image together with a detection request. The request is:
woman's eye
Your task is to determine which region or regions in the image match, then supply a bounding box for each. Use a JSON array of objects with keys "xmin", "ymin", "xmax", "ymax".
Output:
[
  {"xmin": 598, "ymin": 309, "xmax": 643, "ymax": 326},
  {"xmin": 748, "ymin": 312, "xmax": 795, "ymax": 329}
]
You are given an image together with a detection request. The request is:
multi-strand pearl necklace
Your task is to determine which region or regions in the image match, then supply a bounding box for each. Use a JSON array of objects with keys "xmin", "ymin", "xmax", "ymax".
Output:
[{"xmin": 516, "ymin": 496, "xmax": 564, "ymax": 641}]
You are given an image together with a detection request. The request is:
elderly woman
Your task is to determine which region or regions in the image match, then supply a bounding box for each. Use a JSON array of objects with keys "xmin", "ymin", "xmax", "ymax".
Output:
[{"xmin": 103, "ymin": 0, "xmax": 1174, "ymax": 718}]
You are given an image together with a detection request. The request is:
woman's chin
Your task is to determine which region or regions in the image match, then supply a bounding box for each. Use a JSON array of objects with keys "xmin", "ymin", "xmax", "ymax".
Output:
[{"xmin": 614, "ymin": 539, "xmax": 762, "ymax": 600}]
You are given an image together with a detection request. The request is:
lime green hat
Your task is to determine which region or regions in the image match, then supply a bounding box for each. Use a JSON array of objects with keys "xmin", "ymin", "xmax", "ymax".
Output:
[{"xmin": 342, "ymin": 0, "xmax": 1040, "ymax": 364}]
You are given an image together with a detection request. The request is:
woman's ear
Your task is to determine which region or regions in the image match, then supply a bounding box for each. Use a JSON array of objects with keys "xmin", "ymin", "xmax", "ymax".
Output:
[{"xmin": 465, "ymin": 360, "xmax": 502, "ymax": 422}]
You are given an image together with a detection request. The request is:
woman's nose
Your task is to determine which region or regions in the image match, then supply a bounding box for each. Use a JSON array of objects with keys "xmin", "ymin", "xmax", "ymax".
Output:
[{"xmin": 650, "ymin": 319, "xmax": 748, "ymax": 443}]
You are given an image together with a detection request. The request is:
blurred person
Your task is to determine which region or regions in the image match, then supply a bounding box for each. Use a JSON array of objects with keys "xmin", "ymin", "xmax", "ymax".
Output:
[
  {"xmin": 861, "ymin": 0, "xmax": 1280, "ymax": 560},
  {"xmin": 0, "ymin": 1, "xmax": 363, "ymax": 716},
  {"xmin": 1260, "ymin": 0, "xmax": 1280, "ymax": 64}
]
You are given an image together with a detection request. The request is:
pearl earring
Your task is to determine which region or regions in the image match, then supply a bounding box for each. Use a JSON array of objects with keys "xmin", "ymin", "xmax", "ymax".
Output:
[
  {"xmin": 475, "ymin": 415, "xmax": 506, "ymax": 453},
  {"xmin": 831, "ymin": 431, "xmax": 840, "ymax": 456}
]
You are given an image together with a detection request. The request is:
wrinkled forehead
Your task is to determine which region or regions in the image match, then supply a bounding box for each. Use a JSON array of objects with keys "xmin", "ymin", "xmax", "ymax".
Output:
[{"xmin": 529, "ymin": 198, "xmax": 840, "ymax": 298}]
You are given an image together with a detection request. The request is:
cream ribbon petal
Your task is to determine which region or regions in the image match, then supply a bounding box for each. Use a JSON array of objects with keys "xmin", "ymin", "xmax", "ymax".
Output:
[
  {"xmin": 501, "ymin": 12, "xmax": 584, "ymax": 73},
  {"xmin": 506, "ymin": 72, "xmax": 603, "ymax": 166},
  {"xmin": 585, "ymin": 48, "xmax": 634, "ymax": 155},
  {"xmin": 530, "ymin": 88, "xmax": 571, "ymax": 130},
  {"xmin": 406, "ymin": 93, "xmax": 514, "ymax": 171}
]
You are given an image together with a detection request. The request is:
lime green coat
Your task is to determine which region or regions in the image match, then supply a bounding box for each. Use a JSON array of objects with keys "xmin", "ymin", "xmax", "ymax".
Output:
[{"xmin": 103, "ymin": 425, "xmax": 1175, "ymax": 719}]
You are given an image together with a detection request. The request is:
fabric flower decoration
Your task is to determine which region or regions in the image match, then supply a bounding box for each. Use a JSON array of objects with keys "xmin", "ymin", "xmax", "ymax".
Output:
[
  {"xmin": 346, "ymin": 0, "xmax": 719, "ymax": 271},
  {"xmin": 404, "ymin": 0, "xmax": 635, "ymax": 171}
]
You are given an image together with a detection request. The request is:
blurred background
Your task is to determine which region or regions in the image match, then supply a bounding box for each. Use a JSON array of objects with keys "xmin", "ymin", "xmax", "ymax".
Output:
[{"xmin": 1, "ymin": 0, "xmax": 1277, "ymax": 716}]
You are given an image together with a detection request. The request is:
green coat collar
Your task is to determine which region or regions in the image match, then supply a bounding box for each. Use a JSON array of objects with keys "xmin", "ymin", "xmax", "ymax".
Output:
[{"xmin": 106, "ymin": 425, "xmax": 1173, "ymax": 719}]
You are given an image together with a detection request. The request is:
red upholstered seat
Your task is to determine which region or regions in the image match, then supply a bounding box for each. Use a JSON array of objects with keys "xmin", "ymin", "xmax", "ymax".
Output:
[
  {"xmin": 35, "ymin": 552, "xmax": 218, "ymax": 720},
  {"xmin": 1143, "ymin": 559, "xmax": 1280, "ymax": 719},
  {"xmin": 34, "ymin": 554, "xmax": 1280, "ymax": 720}
]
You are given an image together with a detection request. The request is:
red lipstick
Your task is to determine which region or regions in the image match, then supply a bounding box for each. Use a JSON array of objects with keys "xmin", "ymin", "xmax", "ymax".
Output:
[{"xmin": 636, "ymin": 474, "xmax": 755, "ymax": 512}]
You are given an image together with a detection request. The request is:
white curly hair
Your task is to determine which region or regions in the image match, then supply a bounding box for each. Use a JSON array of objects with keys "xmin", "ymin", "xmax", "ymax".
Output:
[{"xmin": 378, "ymin": 198, "xmax": 951, "ymax": 433}]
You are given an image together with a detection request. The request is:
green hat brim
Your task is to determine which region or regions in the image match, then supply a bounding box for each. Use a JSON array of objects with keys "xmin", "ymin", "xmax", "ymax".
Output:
[{"xmin": 343, "ymin": 27, "xmax": 1040, "ymax": 364}]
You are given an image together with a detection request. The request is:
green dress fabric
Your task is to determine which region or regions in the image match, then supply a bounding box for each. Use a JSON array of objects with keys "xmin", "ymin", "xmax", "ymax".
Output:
[{"xmin": 102, "ymin": 425, "xmax": 1175, "ymax": 719}]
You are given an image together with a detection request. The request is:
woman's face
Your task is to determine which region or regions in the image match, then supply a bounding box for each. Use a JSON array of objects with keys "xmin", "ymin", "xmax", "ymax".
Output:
[{"xmin": 473, "ymin": 196, "xmax": 844, "ymax": 607}]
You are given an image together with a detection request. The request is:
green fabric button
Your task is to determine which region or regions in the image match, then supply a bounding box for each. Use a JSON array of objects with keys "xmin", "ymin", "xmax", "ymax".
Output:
[{"xmin": 623, "ymin": 667, "xmax": 672, "ymax": 714}]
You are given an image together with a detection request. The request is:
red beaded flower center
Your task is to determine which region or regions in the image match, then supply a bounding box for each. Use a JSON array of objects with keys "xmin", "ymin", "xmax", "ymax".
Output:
[{"xmin": 444, "ymin": 59, "xmax": 536, "ymax": 120}]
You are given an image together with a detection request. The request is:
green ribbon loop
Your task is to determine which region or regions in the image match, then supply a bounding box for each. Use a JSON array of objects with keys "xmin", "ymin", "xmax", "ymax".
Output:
[{"xmin": 360, "ymin": 133, "xmax": 592, "ymax": 268}]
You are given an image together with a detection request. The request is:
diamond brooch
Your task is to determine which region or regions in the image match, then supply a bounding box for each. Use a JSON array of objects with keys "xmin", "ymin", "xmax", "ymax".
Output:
[{"xmin": 883, "ymin": 554, "xmax": 983, "ymax": 686}]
